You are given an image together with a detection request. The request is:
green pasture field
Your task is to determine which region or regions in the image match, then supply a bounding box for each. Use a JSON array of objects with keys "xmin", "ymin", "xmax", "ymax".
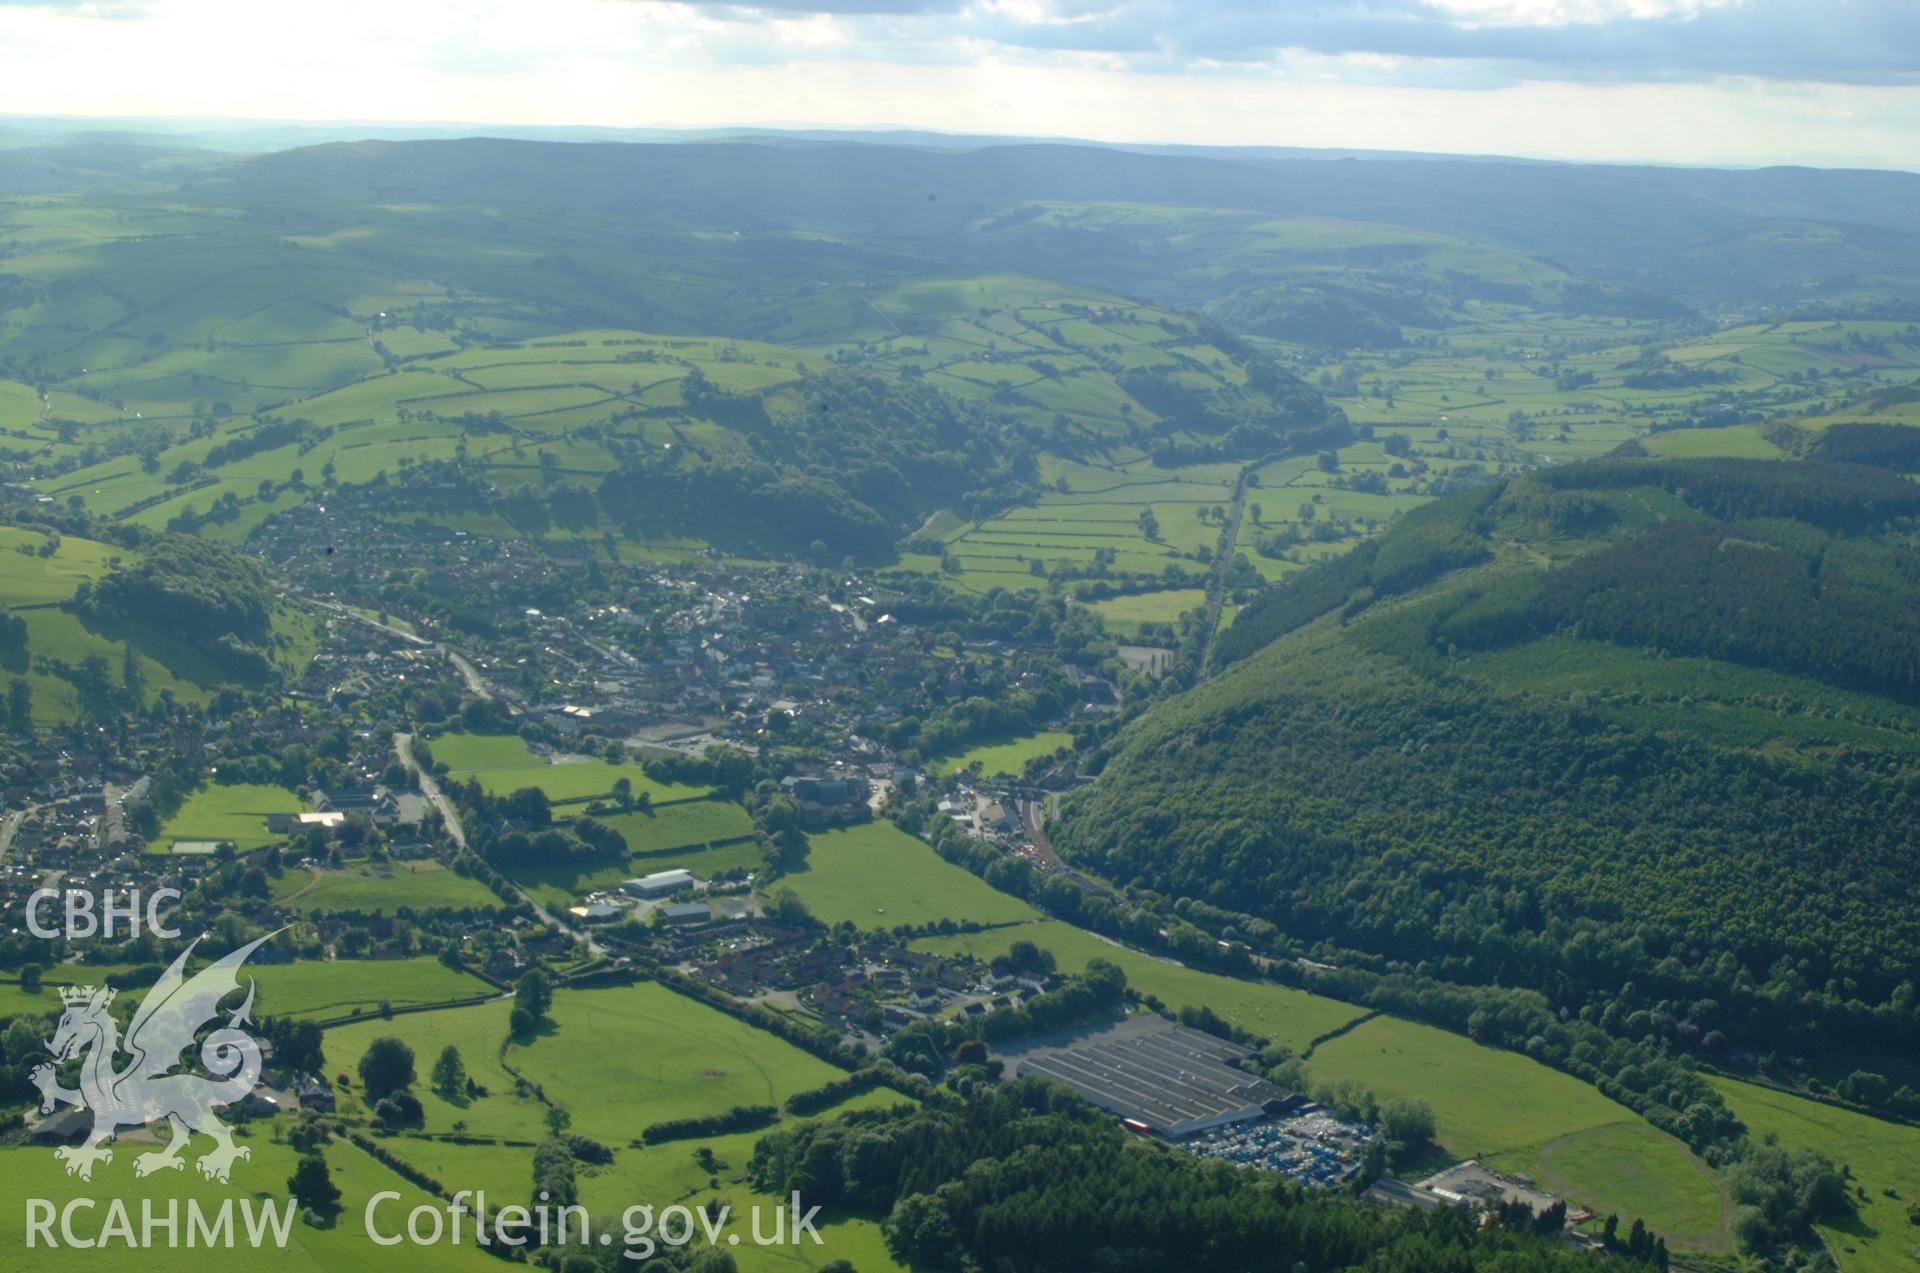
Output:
[
  {"xmin": 0, "ymin": 958, "xmax": 422, "ymax": 1030},
  {"xmin": 249, "ymin": 957, "xmax": 492, "ymax": 1022},
  {"xmin": 154, "ymin": 782, "xmax": 306, "ymax": 851},
  {"xmin": 910, "ymin": 919, "xmax": 1364, "ymax": 1054},
  {"xmin": 327, "ymin": 998, "xmax": 549, "ymax": 1141},
  {"xmin": 1707, "ymin": 1075, "xmax": 1920, "ymax": 1273},
  {"xmin": 269, "ymin": 860, "xmax": 501, "ymax": 913},
  {"xmin": 928, "ymin": 730, "xmax": 1074, "ymax": 778},
  {"xmin": 780, "ymin": 822, "xmax": 1040, "ymax": 929},
  {"xmin": 1312, "ymin": 1016, "xmax": 1729, "ymax": 1252},
  {"xmin": 0, "ymin": 982, "xmax": 64, "ymax": 1020},
  {"xmin": 509, "ymin": 983, "xmax": 849, "ymax": 1142},
  {"xmin": 1638, "ymin": 425, "xmax": 1787, "ymax": 459}
]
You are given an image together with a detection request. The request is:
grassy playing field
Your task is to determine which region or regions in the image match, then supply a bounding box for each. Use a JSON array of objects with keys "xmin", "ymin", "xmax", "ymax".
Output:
[
  {"xmin": 432, "ymin": 732, "xmax": 708, "ymax": 806},
  {"xmin": 927, "ymin": 730, "xmax": 1074, "ymax": 778},
  {"xmin": 598, "ymin": 800, "xmax": 755, "ymax": 853},
  {"xmin": 155, "ymin": 782, "xmax": 306, "ymax": 851},
  {"xmin": 780, "ymin": 822, "xmax": 1041, "ymax": 929},
  {"xmin": 1707, "ymin": 1075, "xmax": 1920, "ymax": 1273},
  {"xmin": 269, "ymin": 860, "xmax": 501, "ymax": 913},
  {"xmin": 1084, "ymin": 589, "xmax": 1208, "ymax": 637}
]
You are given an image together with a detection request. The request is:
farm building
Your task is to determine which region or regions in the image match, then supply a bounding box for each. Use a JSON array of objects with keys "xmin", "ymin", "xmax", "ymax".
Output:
[{"xmin": 659, "ymin": 901, "xmax": 712, "ymax": 925}]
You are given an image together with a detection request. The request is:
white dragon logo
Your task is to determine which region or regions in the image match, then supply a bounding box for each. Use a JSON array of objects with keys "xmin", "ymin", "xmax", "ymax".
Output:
[{"xmin": 30, "ymin": 933, "xmax": 276, "ymax": 1183}]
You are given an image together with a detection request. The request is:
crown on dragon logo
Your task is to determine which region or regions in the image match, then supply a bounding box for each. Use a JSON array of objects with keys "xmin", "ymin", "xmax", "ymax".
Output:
[{"xmin": 32, "ymin": 932, "xmax": 279, "ymax": 1184}]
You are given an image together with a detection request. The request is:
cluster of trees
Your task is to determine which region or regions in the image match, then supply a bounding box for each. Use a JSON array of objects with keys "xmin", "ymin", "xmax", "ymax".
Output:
[
  {"xmin": 78, "ymin": 534, "xmax": 280, "ymax": 679},
  {"xmin": 1723, "ymin": 1146, "xmax": 1853, "ymax": 1256},
  {"xmin": 640, "ymin": 1103, "xmax": 778, "ymax": 1144},
  {"xmin": 199, "ymin": 417, "xmax": 317, "ymax": 470},
  {"xmin": 511, "ymin": 968, "xmax": 553, "ymax": 1037},
  {"xmin": 442, "ymin": 776, "xmax": 629, "ymax": 867},
  {"xmin": 748, "ymin": 1081, "xmax": 1612, "ymax": 1272},
  {"xmin": 356, "ymin": 1036, "xmax": 425, "ymax": 1126}
]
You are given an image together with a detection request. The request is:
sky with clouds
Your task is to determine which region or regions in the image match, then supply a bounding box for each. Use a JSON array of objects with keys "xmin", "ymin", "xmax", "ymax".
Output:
[{"xmin": 0, "ymin": 0, "xmax": 1914, "ymax": 167}]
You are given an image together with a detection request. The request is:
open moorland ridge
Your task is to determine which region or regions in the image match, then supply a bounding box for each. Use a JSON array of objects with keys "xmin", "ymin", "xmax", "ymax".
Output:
[{"xmin": 0, "ymin": 129, "xmax": 1916, "ymax": 1273}]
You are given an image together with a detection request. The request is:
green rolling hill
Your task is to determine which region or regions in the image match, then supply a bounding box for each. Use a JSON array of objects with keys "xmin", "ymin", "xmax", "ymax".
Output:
[{"xmin": 1057, "ymin": 458, "xmax": 1920, "ymax": 1077}]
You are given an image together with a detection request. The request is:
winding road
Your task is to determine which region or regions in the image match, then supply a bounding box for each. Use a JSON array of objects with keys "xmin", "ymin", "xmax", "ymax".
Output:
[{"xmin": 393, "ymin": 731, "xmax": 603, "ymax": 957}]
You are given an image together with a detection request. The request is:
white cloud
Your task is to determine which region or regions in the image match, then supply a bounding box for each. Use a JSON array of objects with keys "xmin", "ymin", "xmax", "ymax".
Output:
[
  {"xmin": 0, "ymin": 0, "xmax": 1911, "ymax": 168},
  {"xmin": 1423, "ymin": 0, "xmax": 1743, "ymax": 26}
]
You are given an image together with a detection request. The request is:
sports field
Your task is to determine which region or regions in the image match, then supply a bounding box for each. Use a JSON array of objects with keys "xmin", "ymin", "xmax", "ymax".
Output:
[
  {"xmin": 432, "ymin": 732, "xmax": 709, "ymax": 805},
  {"xmin": 599, "ymin": 800, "xmax": 755, "ymax": 853},
  {"xmin": 782, "ymin": 822, "xmax": 1041, "ymax": 929},
  {"xmin": 928, "ymin": 730, "xmax": 1074, "ymax": 778},
  {"xmin": 155, "ymin": 782, "xmax": 306, "ymax": 851}
]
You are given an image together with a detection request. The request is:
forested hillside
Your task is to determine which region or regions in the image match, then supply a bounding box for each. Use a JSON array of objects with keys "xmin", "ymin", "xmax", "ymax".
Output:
[{"xmin": 1060, "ymin": 459, "xmax": 1920, "ymax": 1077}]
